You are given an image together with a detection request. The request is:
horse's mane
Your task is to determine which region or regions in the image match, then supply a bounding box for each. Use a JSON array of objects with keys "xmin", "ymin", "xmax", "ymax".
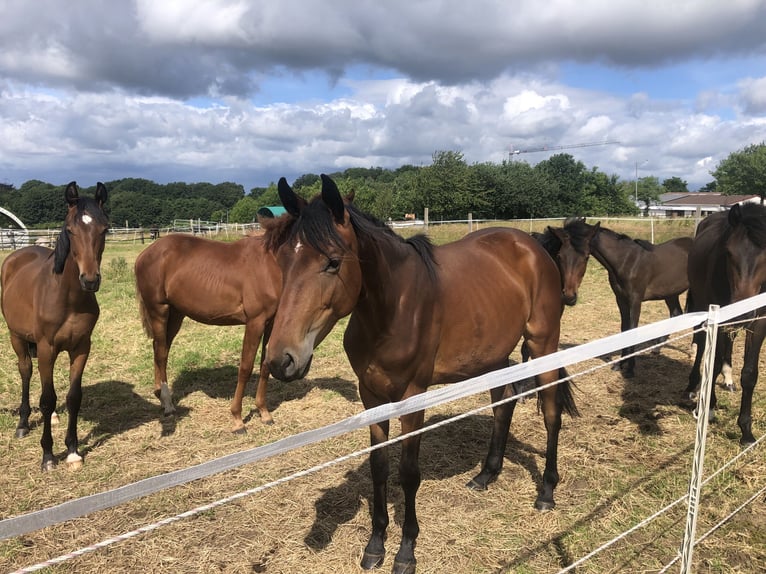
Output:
[
  {"xmin": 532, "ymin": 230, "xmax": 561, "ymax": 256},
  {"xmin": 53, "ymin": 197, "xmax": 109, "ymax": 274},
  {"xmin": 587, "ymin": 223, "xmax": 655, "ymax": 252},
  {"xmin": 261, "ymin": 198, "xmax": 438, "ymax": 281},
  {"xmin": 731, "ymin": 202, "xmax": 766, "ymax": 248}
]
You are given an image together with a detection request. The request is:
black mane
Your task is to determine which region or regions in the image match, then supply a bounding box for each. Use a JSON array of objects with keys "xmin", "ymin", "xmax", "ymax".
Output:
[{"xmin": 273, "ymin": 196, "xmax": 438, "ymax": 281}]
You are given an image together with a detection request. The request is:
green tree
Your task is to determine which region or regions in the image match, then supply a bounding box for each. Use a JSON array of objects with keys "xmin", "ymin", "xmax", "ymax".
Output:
[
  {"xmin": 419, "ymin": 150, "xmax": 486, "ymax": 220},
  {"xmin": 635, "ymin": 176, "xmax": 662, "ymax": 214},
  {"xmin": 662, "ymin": 176, "xmax": 689, "ymax": 194},
  {"xmin": 712, "ymin": 142, "xmax": 766, "ymax": 202}
]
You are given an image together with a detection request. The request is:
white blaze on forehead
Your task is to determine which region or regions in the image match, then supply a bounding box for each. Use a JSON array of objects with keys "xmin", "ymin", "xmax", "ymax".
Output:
[
  {"xmin": 294, "ymin": 240, "xmax": 302, "ymax": 253},
  {"xmin": 81, "ymin": 214, "xmax": 93, "ymax": 225}
]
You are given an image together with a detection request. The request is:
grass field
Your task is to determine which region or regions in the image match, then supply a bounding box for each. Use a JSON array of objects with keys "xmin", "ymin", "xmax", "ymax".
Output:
[{"xmin": 0, "ymin": 218, "xmax": 764, "ymax": 573}]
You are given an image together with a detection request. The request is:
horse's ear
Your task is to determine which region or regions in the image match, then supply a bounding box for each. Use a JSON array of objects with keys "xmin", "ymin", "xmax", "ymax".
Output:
[
  {"xmin": 549, "ymin": 226, "xmax": 568, "ymax": 244},
  {"xmin": 65, "ymin": 181, "xmax": 79, "ymax": 206},
  {"xmin": 278, "ymin": 177, "xmax": 306, "ymax": 217},
  {"xmin": 728, "ymin": 203, "xmax": 742, "ymax": 226},
  {"xmin": 95, "ymin": 182, "xmax": 108, "ymax": 206},
  {"xmin": 320, "ymin": 174, "xmax": 345, "ymax": 223}
]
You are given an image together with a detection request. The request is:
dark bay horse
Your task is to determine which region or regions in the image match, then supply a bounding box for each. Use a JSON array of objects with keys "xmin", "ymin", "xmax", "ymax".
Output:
[
  {"xmin": 562, "ymin": 219, "xmax": 692, "ymax": 378},
  {"xmin": 134, "ymin": 232, "xmax": 281, "ymax": 431},
  {"xmin": 685, "ymin": 203, "xmax": 766, "ymax": 445},
  {"xmin": 532, "ymin": 217, "xmax": 599, "ymax": 306},
  {"xmin": 1, "ymin": 182, "xmax": 108, "ymax": 471},
  {"xmin": 264, "ymin": 175, "xmax": 578, "ymax": 574}
]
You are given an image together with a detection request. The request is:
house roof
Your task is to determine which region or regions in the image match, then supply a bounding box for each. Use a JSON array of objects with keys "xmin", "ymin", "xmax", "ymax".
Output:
[{"xmin": 661, "ymin": 192, "xmax": 759, "ymax": 207}]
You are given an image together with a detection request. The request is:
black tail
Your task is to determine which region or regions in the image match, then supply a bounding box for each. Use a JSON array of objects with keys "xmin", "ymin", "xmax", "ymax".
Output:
[{"xmin": 538, "ymin": 367, "xmax": 579, "ymax": 417}]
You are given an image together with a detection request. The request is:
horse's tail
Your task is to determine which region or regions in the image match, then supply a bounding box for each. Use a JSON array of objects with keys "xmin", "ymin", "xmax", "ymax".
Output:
[
  {"xmin": 538, "ymin": 367, "xmax": 580, "ymax": 417},
  {"xmin": 135, "ymin": 277, "xmax": 154, "ymax": 339}
]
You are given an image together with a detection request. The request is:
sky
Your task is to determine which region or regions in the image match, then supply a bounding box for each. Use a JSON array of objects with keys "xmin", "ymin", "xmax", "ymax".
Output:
[{"xmin": 1, "ymin": 0, "xmax": 766, "ymax": 194}]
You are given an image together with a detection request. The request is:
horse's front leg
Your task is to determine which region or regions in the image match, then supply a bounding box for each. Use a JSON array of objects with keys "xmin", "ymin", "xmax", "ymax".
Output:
[
  {"xmin": 392, "ymin": 410, "xmax": 425, "ymax": 574},
  {"xmin": 64, "ymin": 343, "xmax": 90, "ymax": 470},
  {"xmin": 362, "ymin": 419, "xmax": 390, "ymax": 571},
  {"xmin": 617, "ymin": 296, "xmax": 641, "ymax": 378},
  {"xmin": 737, "ymin": 322, "xmax": 766, "ymax": 445},
  {"xmin": 535, "ymin": 371, "xmax": 565, "ymax": 510},
  {"xmin": 10, "ymin": 335, "xmax": 33, "ymax": 439},
  {"xmin": 231, "ymin": 319, "xmax": 269, "ymax": 433},
  {"xmin": 468, "ymin": 383, "xmax": 516, "ymax": 490},
  {"xmin": 36, "ymin": 344, "xmax": 58, "ymax": 472}
]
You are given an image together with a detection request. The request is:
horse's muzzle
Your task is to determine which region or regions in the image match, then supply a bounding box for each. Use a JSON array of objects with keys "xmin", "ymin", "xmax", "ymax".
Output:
[
  {"xmin": 80, "ymin": 273, "xmax": 101, "ymax": 292},
  {"xmin": 562, "ymin": 292, "xmax": 577, "ymax": 306},
  {"xmin": 269, "ymin": 351, "xmax": 313, "ymax": 382}
]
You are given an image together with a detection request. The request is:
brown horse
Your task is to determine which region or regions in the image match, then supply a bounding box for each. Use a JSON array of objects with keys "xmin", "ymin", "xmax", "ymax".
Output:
[
  {"xmin": 559, "ymin": 219, "xmax": 692, "ymax": 378},
  {"xmin": 134, "ymin": 233, "xmax": 281, "ymax": 431},
  {"xmin": 264, "ymin": 175, "xmax": 578, "ymax": 574},
  {"xmin": 686, "ymin": 203, "xmax": 766, "ymax": 444},
  {"xmin": 1, "ymin": 182, "xmax": 108, "ymax": 471}
]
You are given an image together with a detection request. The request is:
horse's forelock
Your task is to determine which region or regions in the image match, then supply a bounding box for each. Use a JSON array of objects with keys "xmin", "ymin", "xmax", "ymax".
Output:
[
  {"xmin": 563, "ymin": 219, "xmax": 596, "ymax": 255},
  {"xmin": 733, "ymin": 203, "xmax": 766, "ymax": 248}
]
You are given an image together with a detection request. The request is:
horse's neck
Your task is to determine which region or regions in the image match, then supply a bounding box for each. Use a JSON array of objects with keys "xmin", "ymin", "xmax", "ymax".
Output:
[
  {"xmin": 356, "ymin": 235, "xmax": 433, "ymax": 322},
  {"xmin": 591, "ymin": 232, "xmax": 631, "ymax": 276}
]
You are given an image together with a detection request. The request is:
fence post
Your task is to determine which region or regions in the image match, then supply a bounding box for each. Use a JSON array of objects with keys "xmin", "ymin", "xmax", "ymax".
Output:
[{"xmin": 679, "ymin": 304, "xmax": 720, "ymax": 573}]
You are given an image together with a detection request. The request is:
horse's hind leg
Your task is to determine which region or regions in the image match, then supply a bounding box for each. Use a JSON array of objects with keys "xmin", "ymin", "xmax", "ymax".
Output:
[
  {"xmin": 719, "ymin": 331, "xmax": 736, "ymax": 392},
  {"xmin": 653, "ymin": 296, "xmax": 683, "ymax": 354},
  {"xmin": 11, "ymin": 335, "xmax": 33, "ymax": 439},
  {"xmin": 467, "ymin": 383, "xmax": 517, "ymax": 490},
  {"xmin": 151, "ymin": 307, "xmax": 184, "ymax": 416}
]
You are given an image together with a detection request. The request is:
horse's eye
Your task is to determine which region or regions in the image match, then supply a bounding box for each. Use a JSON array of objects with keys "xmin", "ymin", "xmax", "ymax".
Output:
[{"xmin": 325, "ymin": 257, "xmax": 341, "ymax": 274}]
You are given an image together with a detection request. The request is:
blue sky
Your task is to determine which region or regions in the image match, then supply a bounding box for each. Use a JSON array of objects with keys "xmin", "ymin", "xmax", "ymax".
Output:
[{"xmin": 1, "ymin": 0, "xmax": 765, "ymax": 193}]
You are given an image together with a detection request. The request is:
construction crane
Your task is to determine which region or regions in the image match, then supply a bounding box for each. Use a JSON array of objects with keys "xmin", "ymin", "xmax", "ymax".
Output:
[{"xmin": 509, "ymin": 140, "xmax": 620, "ymax": 158}]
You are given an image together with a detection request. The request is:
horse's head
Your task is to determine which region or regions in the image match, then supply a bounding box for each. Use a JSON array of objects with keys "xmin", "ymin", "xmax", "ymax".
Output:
[
  {"xmin": 549, "ymin": 219, "xmax": 598, "ymax": 306},
  {"xmin": 725, "ymin": 203, "xmax": 766, "ymax": 303},
  {"xmin": 54, "ymin": 181, "xmax": 109, "ymax": 292},
  {"xmin": 265, "ymin": 174, "xmax": 362, "ymax": 381}
]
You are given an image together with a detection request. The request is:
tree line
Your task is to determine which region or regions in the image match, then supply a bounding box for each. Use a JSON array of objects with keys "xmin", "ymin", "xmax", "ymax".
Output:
[{"xmin": 1, "ymin": 143, "xmax": 764, "ymax": 228}]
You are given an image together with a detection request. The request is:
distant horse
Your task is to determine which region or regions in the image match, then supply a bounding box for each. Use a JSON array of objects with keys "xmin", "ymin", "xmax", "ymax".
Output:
[
  {"xmin": 134, "ymin": 233, "xmax": 281, "ymax": 431},
  {"xmin": 685, "ymin": 203, "xmax": 766, "ymax": 444},
  {"xmin": 1, "ymin": 182, "xmax": 108, "ymax": 471},
  {"xmin": 562, "ymin": 219, "xmax": 693, "ymax": 378},
  {"xmin": 264, "ymin": 175, "xmax": 578, "ymax": 574},
  {"xmin": 532, "ymin": 217, "xmax": 599, "ymax": 306}
]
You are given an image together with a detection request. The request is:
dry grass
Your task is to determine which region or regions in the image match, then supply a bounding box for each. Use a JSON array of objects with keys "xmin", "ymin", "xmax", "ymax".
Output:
[{"xmin": 1, "ymin": 223, "xmax": 765, "ymax": 574}]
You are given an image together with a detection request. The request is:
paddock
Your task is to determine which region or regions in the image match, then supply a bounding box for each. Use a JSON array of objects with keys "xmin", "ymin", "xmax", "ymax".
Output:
[{"xmin": 0, "ymin": 232, "xmax": 764, "ymax": 573}]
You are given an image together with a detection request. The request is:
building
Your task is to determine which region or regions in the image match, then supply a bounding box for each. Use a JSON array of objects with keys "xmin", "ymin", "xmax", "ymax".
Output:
[{"xmin": 646, "ymin": 192, "xmax": 761, "ymax": 218}]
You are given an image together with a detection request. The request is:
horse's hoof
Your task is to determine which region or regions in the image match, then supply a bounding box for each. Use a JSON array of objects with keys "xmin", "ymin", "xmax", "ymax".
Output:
[
  {"xmin": 66, "ymin": 453, "xmax": 83, "ymax": 471},
  {"xmin": 232, "ymin": 426, "xmax": 247, "ymax": 435},
  {"xmin": 534, "ymin": 499, "xmax": 556, "ymax": 512},
  {"xmin": 392, "ymin": 558, "xmax": 417, "ymax": 574},
  {"xmin": 41, "ymin": 460, "xmax": 56, "ymax": 472},
  {"xmin": 723, "ymin": 383, "xmax": 736, "ymax": 392},
  {"xmin": 361, "ymin": 551, "xmax": 384, "ymax": 570},
  {"xmin": 15, "ymin": 428, "xmax": 29, "ymax": 439},
  {"xmin": 51, "ymin": 412, "xmax": 60, "ymax": 426},
  {"xmin": 466, "ymin": 477, "xmax": 491, "ymax": 491}
]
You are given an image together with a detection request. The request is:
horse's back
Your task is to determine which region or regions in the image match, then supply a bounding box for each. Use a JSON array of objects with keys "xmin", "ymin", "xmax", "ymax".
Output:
[
  {"xmin": 1, "ymin": 246, "xmax": 52, "ymax": 322},
  {"xmin": 135, "ymin": 233, "xmax": 279, "ymax": 325},
  {"xmin": 431, "ymin": 227, "xmax": 561, "ymax": 377}
]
